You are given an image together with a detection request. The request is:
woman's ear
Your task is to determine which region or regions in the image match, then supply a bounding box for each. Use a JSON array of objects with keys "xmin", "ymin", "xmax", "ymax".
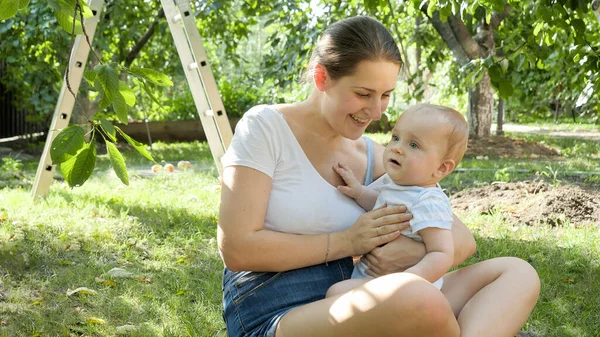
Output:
[{"xmin": 313, "ymin": 64, "xmax": 329, "ymax": 91}]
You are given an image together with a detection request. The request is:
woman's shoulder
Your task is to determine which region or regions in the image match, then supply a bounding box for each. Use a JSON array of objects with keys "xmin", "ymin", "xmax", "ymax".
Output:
[
  {"xmin": 243, "ymin": 104, "xmax": 284, "ymax": 120},
  {"xmin": 235, "ymin": 105, "xmax": 288, "ymax": 132}
]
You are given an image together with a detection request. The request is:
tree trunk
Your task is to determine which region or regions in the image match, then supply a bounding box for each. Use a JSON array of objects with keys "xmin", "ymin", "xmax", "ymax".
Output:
[
  {"xmin": 496, "ymin": 97, "xmax": 504, "ymax": 136},
  {"xmin": 468, "ymin": 71, "xmax": 494, "ymax": 138}
]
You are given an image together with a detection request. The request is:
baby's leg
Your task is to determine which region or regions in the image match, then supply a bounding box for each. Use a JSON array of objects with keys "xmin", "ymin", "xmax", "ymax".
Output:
[{"xmin": 326, "ymin": 279, "xmax": 370, "ymax": 298}]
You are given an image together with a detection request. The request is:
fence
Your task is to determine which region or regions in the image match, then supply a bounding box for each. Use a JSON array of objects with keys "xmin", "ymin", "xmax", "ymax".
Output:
[{"xmin": 0, "ymin": 61, "xmax": 47, "ymax": 140}]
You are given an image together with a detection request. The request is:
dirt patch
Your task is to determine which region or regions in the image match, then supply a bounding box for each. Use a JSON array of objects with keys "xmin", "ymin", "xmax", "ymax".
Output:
[
  {"xmin": 451, "ymin": 181, "xmax": 600, "ymax": 227},
  {"xmin": 465, "ymin": 136, "xmax": 560, "ymax": 159}
]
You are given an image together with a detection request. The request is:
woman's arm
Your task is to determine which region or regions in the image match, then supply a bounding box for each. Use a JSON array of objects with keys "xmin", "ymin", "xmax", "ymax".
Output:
[
  {"xmin": 360, "ymin": 214, "xmax": 475, "ymax": 276},
  {"xmin": 450, "ymin": 213, "xmax": 477, "ymax": 266},
  {"xmin": 218, "ymin": 165, "xmax": 410, "ymax": 272}
]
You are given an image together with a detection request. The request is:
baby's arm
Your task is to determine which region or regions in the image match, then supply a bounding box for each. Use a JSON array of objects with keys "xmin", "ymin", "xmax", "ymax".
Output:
[
  {"xmin": 333, "ymin": 162, "xmax": 378, "ymax": 211},
  {"xmin": 403, "ymin": 227, "xmax": 454, "ymax": 283}
]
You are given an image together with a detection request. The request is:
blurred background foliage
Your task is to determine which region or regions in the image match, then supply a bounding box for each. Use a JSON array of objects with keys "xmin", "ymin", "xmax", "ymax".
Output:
[{"xmin": 0, "ymin": 0, "xmax": 599, "ymax": 127}]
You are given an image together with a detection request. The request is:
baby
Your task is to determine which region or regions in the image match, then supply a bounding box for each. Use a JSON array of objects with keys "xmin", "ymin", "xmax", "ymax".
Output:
[{"xmin": 329, "ymin": 103, "xmax": 469, "ymax": 295}]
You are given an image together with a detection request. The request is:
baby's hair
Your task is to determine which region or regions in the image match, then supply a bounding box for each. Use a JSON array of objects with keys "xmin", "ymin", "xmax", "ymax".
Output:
[
  {"xmin": 302, "ymin": 16, "xmax": 402, "ymax": 82},
  {"xmin": 407, "ymin": 104, "xmax": 469, "ymax": 166}
]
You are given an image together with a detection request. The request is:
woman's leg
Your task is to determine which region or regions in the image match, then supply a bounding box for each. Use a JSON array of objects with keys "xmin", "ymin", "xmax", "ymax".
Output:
[
  {"xmin": 441, "ymin": 257, "xmax": 540, "ymax": 337},
  {"xmin": 276, "ymin": 273, "xmax": 460, "ymax": 337},
  {"xmin": 325, "ymin": 278, "xmax": 370, "ymax": 298}
]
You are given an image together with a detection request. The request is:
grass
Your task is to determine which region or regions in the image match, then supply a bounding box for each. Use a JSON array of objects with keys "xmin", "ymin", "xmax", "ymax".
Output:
[
  {"xmin": 515, "ymin": 121, "xmax": 600, "ymax": 132},
  {"xmin": 1, "ymin": 142, "xmax": 224, "ymax": 336},
  {"xmin": 0, "ymin": 133, "xmax": 599, "ymax": 336}
]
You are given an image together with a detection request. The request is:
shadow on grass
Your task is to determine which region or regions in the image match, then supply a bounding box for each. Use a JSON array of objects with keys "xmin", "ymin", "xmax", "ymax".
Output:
[
  {"xmin": 0, "ymin": 192, "xmax": 225, "ymax": 336},
  {"xmin": 5, "ymin": 186, "xmax": 596, "ymax": 336},
  {"xmin": 465, "ymin": 234, "xmax": 600, "ymax": 337}
]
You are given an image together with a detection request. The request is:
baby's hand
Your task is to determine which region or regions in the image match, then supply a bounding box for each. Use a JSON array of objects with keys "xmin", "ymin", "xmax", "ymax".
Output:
[{"xmin": 333, "ymin": 162, "xmax": 365, "ymax": 199}]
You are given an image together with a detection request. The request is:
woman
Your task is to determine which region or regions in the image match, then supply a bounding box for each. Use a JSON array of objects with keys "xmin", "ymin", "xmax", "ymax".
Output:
[{"xmin": 218, "ymin": 16, "xmax": 540, "ymax": 337}]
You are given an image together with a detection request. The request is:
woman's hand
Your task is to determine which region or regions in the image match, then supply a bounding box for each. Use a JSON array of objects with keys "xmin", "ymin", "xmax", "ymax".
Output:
[
  {"xmin": 360, "ymin": 235, "xmax": 427, "ymax": 277},
  {"xmin": 343, "ymin": 204, "xmax": 412, "ymax": 256}
]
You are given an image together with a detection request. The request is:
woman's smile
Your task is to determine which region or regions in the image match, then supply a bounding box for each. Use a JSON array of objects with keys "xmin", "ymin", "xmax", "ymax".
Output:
[{"xmin": 349, "ymin": 113, "xmax": 368, "ymax": 125}]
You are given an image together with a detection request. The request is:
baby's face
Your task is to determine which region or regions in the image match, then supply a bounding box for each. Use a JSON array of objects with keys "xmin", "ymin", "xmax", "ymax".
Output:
[{"xmin": 383, "ymin": 109, "xmax": 449, "ymax": 187}]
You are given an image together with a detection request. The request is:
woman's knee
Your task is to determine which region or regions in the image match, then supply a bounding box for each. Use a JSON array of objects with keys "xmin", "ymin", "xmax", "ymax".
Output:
[
  {"xmin": 507, "ymin": 257, "xmax": 540, "ymax": 295},
  {"xmin": 379, "ymin": 274, "xmax": 458, "ymax": 333},
  {"xmin": 491, "ymin": 257, "xmax": 541, "ymax": 303}
]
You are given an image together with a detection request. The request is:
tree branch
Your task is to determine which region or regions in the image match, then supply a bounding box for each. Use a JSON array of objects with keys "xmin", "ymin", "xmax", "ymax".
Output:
[
  {"xmin": 124, "ymin": 8, "xmax": 165, "ymax": 68},
  {"xmin": 447, "ymin": 15, "xmax": 482, "ymax": 59},
  {"xmin": 421, "ymin": 9, "xmax": 471, "ymax": 65},
  {"xmin": 491, "ymin": 5, "xmax": 511, "ymax": 30}
]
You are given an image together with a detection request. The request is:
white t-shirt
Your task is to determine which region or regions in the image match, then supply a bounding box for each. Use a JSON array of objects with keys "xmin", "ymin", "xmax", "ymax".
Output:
[
  {"xmin": 353, "ymin": 176, "xmax": 453, "ymax": 289},
  {"xmin": 221, "ymin": 105, "xmax": 367, "ymax": 235}
]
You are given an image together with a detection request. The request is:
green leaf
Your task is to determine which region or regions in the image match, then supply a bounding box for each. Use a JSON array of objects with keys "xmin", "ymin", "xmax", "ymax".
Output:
[
  {"xmin": 50, "ymin": 125, "xmax": 85, "ymax": 164},
  {"xmin": 115, "ymin": 126, "xmax": 155, "ymax": 162},
  {"xmin": 78, "ymin": 0, "xmax": 93, "ymax": 18},
  {"xmin": 99, "ymin": 118, "xmax": 116, "ymax": 142},
  {"xmin": 112, "ymin": 92, "xmax": 129, "ymax": 124},
  {"xmin": 536, "ymin": 59, "xmax": 545, "ymax": 69},
  {"xmin": 95, "ymin": 65, "xmax": 119, "ymax": 109},
  {"xmin": 427, "ymin": 0, "xmax": 437, "ymax": 18},
  {"xmin": 497, "ymin": 77, "xmax": 514, "ymax": 99},
  {"xmin": 517, "ymin": 54, "xmax": 526, "ymax": 70},
  {"xmin": 52, "ymin": 0, "xmax": 93, "ymax": 18},
  {"xmin": 140, "ymin": 80, "xmax": 163, "ymax": 107},
  {"xmin": 0, "ymin": 0, "xmax": 20, "ymax": 20},
  {"xmin": 128, "ymin": 67, "xmax": 173, "ymax": 87},
  {"xmin": 96, "ymin": 83, "xmax": 111, "ymax": 109},
  {"xmin": 60, "ymin": 141, "xmax": 96, "ymax": 187},
  {"xmin": 487, "ymin": 64, "xmax": 503, "ymax": 83},
  {"xmin": 533, "ymin": 22, "xmax": 543, "ymax": 37},
  {"xmin": 55, "ymin": 11, "xmax": 83, "ymax": 35},
  {"xmin": 18, "ymin": 0, "xmax": 29, "ymax": 8},
  {"xmin": 106, "ymin": 141, "xmax": 128, "ymax": 185},
  {"xmin": 570, "ymin": 18, "xmax": 585, "ymax": 35},
  {"xmin": 119, "ymin": 81, "xmax": 136, "ymax": 107},
  {"xmin": 83, "ymin": 69, "xmax": 97, "ymax": 86}
]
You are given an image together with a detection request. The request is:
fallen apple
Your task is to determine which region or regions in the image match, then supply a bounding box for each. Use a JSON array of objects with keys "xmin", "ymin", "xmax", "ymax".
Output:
[
  {"xmin": 177, "ymin": 160, "xmax": 192, "ymax": 170},
  {"xmin": 164, "ymin": 163, "xmax": 175, "ymax": 172}
]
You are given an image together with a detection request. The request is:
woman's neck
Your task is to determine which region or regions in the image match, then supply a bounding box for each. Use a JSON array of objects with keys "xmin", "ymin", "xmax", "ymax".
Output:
[{"xmin": 290, "ymin": 96, "xmax": 347, "ymax": 150}]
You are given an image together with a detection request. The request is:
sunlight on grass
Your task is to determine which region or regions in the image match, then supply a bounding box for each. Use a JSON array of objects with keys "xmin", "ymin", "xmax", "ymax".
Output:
[
  {"xmin": 1, "ymin": 139, "xmax": 599, "ymax": 336},
  {"xmin": 1, "ymin": 142, "xmax": 225, "ymax": 336},
  {"xmin": 458, "ymin": 210, "xmax": 600, "ymax": 337}
]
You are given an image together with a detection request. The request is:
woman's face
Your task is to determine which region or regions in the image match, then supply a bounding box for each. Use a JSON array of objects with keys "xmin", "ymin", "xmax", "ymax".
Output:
[{"xmin": 320, "ymin": 60, "xmax": 400, "ymax": 140}]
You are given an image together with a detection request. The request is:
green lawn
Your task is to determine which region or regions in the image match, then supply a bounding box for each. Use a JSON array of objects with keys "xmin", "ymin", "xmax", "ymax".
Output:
[{"xmin": 0, "ymin": 135, "xmax": 599, "ymax": 336}]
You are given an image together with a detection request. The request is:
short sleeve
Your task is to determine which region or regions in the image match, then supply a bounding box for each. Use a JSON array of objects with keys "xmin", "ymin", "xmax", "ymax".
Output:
[
  {"xmin": 221, "ymin": 106, "xmax": 280, "ymax": 178},
  {"xmin": 410, "ymin": 189, "xmax": 453, "ymax": 233}
]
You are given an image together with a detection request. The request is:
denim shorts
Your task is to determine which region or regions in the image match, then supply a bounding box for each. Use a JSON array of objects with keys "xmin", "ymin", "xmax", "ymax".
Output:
[{"xmin": 222, "ymin": 258, "xmax": 353, "ymax": 337}]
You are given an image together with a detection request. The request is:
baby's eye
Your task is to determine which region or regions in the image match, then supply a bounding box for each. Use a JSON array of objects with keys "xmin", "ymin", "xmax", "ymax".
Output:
[
  {"xmin": 409, "ymin": 141, "xmax": 419, "ymax": 149},
  {"xmin": 357, "ymin": 93, "xmax": 370, "ymax": 98},
  {"xmin": 391, "ymin": 135, "xmax": 399, "ymax": 141}
]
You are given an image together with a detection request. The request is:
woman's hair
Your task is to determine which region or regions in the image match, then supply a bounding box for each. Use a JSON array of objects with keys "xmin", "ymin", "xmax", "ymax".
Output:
[{"xmin": 303, "ymin": 16, "xmax": 402, "ymax": 82}]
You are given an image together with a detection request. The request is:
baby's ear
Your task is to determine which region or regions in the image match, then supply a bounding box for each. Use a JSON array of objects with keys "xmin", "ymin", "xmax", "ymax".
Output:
[{"xmin": 434, "ymin": 159, "xmax": 456, "ymax": 179}]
